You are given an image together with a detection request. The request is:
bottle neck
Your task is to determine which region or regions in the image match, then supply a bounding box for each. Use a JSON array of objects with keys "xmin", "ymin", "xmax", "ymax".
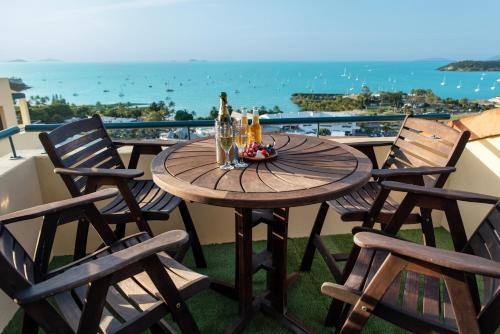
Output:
[
  {"xmin": 252, "ymin": 113, "xmax": 259, "ymax": 124},
  {"xmin": 219, "ymin": 101, "xmax": 227, "ymax": 115}
]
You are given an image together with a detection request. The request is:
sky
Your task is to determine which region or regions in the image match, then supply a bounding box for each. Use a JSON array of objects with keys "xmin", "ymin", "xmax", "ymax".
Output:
[{"xmin": 1, "ymin": 0, "xmax": 499, "ymax": 62}]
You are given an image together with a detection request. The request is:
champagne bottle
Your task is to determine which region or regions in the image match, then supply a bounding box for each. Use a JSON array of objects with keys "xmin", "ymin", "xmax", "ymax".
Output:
[
  {"xmin": 215, "ymin": 92, "xmax": 232, "ymax": 164},
  {"xmin": 248, "ymin": 107, "xmax": 262, "ymax": 145}
]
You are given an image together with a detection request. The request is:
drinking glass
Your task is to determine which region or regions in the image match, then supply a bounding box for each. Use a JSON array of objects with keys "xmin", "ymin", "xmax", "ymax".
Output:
[
  {"xmin": 233, "ymin": 122, "xmax": 249, "ymax": 168},
  {"xmin": 217, "ymin": 123, "xmax": 234, "ymax": 170}
]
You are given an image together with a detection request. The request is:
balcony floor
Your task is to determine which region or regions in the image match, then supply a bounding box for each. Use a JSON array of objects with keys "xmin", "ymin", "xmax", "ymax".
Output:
[{"xmin": 3, "ymin": 228, "xmax": 454, "ymax": 334}]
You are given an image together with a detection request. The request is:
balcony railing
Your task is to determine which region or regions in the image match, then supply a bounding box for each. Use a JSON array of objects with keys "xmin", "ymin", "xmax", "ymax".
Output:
[
  {"xmin": 24, "ymin": 113, "xmax": 450, "ymax": 138},
  {"xmin": 0, "ymin": 126, "xmax": 21, "ymax": 159},
  {"xmin": 0, "ymin": 113, "xmax": 450, "ymax": 158}
]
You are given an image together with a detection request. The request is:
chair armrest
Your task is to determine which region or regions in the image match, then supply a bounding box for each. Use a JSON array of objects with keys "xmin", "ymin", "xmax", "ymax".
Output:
[
  {"xmin": 372, "ymin": 166, "xmax": 456, "ymax": 179},
  {"xmin": 354, "ymin": 232, "xmax": 500, "ymax": 278},
  {"xmin": 54, "ymin": 167, "xmax": 143, "ymax": 179},
  {"xmin": 15, "ymin": 230, "xmax": 188, "ymax": 304},
  {"xmin": 0, "ymin": 189, "xmax": 118, "ymax": 224},
  {"xmin": 351, "ymin": 226, "xmax": 409, "ymax": 242},
  {"xmin": 381, "ymin": 181, "xmax": 500, "ymax": 205},
  {"xmin": 347, "ymin": 140, "xmax": 393, "ymax": 149},
  {"xmin": 112, "ymin": 139, "xmax": 178, "ymax": 148}
]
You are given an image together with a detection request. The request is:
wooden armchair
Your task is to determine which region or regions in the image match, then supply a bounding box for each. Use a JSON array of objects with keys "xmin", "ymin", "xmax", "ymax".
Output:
[
  {"xmin": 39, "ymin": 115, "xmax": 206, "ymax": 267},
  {"xmin": 321, "ymin": 183, "xmax": 500, "ymax": 334},
  {"xmin": 300, "ymin": 116, "xmax": 470, "ymax": 282},
  {"xmin": 0, "ymin": 189, "xmax": 209, "ymax": 333}
]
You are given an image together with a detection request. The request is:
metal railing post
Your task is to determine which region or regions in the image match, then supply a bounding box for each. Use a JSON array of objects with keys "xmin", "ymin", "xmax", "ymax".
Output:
[
  {"xmin": 317, "ymin": 123, "xmax": 320, "ymax": 137},
  {"xmin": 8, "ymin": 135, "xmax": 21, "ymax": 160},
  {"xmin": 187, "ymin": 127, "xmax": 191, "ymax": 140}
]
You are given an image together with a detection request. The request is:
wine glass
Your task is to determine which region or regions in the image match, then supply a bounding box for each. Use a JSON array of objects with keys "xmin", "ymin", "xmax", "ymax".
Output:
[
  {"xmin": 217, "ymin": 123, "xmax": 234, "ymax": 170},
  {"xmin": 233, "ymin": 121, "xmax": 249, "ymax": 168}
]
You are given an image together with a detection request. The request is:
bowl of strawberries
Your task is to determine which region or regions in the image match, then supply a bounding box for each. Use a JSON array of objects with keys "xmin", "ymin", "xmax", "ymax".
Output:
[{"xmin": 242, "ymin": 142, "xmax": 278, "ymax": 162}]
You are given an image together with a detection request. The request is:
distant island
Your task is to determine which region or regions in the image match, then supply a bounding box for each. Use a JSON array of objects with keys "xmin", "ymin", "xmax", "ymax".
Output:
[
  {"xmin": 438, "ymin": 60, "xmax": 500, "ymax": 71},
  {"xmin": 39, "ymin": 58, "xmax": 63, "ymax": 62},
  {"xmin": 7, "ymin": 59, "xmax": 28, "ymax": 62}
]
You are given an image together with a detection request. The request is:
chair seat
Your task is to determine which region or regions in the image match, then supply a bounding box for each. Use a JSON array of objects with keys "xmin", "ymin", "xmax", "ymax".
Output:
[
  {"xmin": 327, "ymin": 181, "xmax": 419, "ymax": 224},
  {"xmin": 342, "ymin": 248, "xmax": 458, "ymax": 332},
  {"xmin": 335, "ymin": 249, "xmax": 457, "ymax": 332},
  {"xmin": 53, "ymin": 233, "xmax": 209, "ymax": 333},
  {"xmin": 101, "ymin": 180, "xmax": 182, "ymax": 220}
]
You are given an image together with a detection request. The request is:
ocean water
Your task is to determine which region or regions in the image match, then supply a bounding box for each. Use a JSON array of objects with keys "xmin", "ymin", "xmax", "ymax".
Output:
[{"xmin": 1, "ymin": 61, "xmax": 499, "ymax": 116}]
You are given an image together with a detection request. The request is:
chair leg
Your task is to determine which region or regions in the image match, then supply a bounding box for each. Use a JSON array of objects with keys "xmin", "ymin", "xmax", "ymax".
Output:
[
  {"xmin": 300, "ymin": 202, "xmax": 329, "ymax": 272},
  {"xmin": 339, "ymin": 254, "xmax": 406, "ymax": 334},
  {"xmin": 178, "ymin": 200, "xmax": 207, "ymax": 268},
  {"xmin": 420, "ymin": 208, "xmax": 436, "ymax": 247},
  {"xmin": 325, "ymin": 298, "xmax": 346, "ymax": 327},
  {"xmin": 114, "ymin": 223, "xmax": 126, "ymax": 240},
  {"xmin": 21, "ymin": 312, "xmax": 38, "ymax": 334},
  {"xmin": 143, "ymin": 255, "xmax": 201, "ymax": 334},
  {"xmin": 74, "ymin": 217, "xmax": 90, "ymax": 260}
]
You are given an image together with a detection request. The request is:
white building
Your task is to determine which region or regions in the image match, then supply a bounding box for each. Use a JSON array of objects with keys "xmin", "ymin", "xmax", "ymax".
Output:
[
  {"xmin": 489, "ymin": 96, "xmax": 500, "ymax": 107},
  {"xmin": 260, "ymin": 111, "xmax": 360, "ymax": 136}
]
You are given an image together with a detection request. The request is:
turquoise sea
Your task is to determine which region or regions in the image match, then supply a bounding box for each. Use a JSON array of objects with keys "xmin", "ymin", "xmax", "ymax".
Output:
[{"xmin": 1, "ymin": 61, "xmax": 499, "ymax": 116}]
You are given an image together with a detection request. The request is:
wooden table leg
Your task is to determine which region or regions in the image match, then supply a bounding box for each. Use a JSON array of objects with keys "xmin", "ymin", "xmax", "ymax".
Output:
[
  {"xmin": 226, "ymin": 207, "xmax": 312, "ymax": 334},
  {"xmin": 236, "ymin": 207, "xmax": 253, "ymax": 315},
  {"xmin": 269, "ymin": 207, "xmax": 289, "ymax": 313}
]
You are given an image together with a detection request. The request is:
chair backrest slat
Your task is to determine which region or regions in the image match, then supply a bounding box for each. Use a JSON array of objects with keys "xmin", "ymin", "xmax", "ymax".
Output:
[
  {"xmin": 39, "ymin": 115, "xmax": 125, "ymax": 196},
  {"xmin": 0, "ymin": 226, "xmax": 34, "ymax": 297},
  {"xmin": 466, "ymin": 203, "xmax": 500, "ymax": 323},
  {"xmin": 382, "ymin": 117, "xmax": 470, "ymax": 187}
]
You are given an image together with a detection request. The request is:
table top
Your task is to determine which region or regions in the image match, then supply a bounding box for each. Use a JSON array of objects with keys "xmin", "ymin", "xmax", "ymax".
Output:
[{"xmin": 151, "ymin": 134, "xmax": 372, "ymax": 208}]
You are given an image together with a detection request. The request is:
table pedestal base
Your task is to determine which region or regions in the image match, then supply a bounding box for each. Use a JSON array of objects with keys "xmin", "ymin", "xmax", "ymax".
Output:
[{"xmin": 215, "ymin": 207, "xmax": 311, "ymax": 333}]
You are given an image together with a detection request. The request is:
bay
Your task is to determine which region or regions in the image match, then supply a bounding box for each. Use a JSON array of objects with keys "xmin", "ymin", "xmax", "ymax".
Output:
[{"xmin": 1, "ymin": 61, "xmax": 499, "ymax": 116}]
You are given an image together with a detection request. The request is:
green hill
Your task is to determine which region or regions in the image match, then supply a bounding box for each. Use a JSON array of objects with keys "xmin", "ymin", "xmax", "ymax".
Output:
[{"xmin": 438, "ymin": 60, "xmax": 500, "ymax": 71}]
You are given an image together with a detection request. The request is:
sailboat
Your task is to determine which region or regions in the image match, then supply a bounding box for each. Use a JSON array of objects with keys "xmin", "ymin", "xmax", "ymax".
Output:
[
  {"xmin": 355, "ymin": 74, "xmax": 359, "ymax": 81},
  {"xmin": 480, "ymin": 73, "xmax": 486, "ymax": 81},
  {"xmin": 341, "ymin": 67, "xmax": 347, "ymax": 77},
  {"xmin": 491, "ymin": 82, "xmax": 496, "ymax": 91},
  {"xmin": 456, "ymin": 81, "xmax": 462, "ymax": 89},
  {"xmin": 497, "ymin": 78, "xmax": 500, "ymax": 82},
  {"xmin": 440, "ymin": 76, "xmax": 446, "ymax": 86},
  {"xmin": 474, "ymin": 84, "xmax": 480, "ymax": 92}
]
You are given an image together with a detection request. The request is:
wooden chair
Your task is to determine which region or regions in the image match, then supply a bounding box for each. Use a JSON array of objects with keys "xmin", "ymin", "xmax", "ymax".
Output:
[
  {"xmin": 0, "ymin": 188, "xmax": 210, "ymax": 333},
  {"xmin": 321, "ymin": 182, "xmax": 500, "ymax": 334},
  {"xmin": 300, "ymin": 116, "xmax": 470, "ymax": 282},
  {"xmin": 39, "ymin": 115, "xmax": 206, "ymax": 267}
]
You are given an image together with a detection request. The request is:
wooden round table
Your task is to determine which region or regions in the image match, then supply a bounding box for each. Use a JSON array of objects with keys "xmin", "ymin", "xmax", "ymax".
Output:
[{"xmin": 152, "ymin": 134, "xmax": 372, "ymax": 333}]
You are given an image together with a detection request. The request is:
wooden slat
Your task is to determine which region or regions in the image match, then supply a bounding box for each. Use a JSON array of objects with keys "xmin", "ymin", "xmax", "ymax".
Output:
[
  {"xmin": 442, "ymin": 284, "xmax": 456, "ymax": 326},
  {"xmin": 74, "ymin": 285, "xmax": 123, "ymax": 333},
  {"xmin": 62, "ymin": 137, "xmax": 112, "ymax": 167},
  {"xmin": 53, "ymin": 291, "xmax": 82, "ymax": 332},
  {"xmin": 116, "ymin": 278, "xmax": 159, "ymax": 311},
  {"xmin": 49, "ymin": 117, "xmax": 104, "ymax": 145},
  {"xmin": 399, "ymin": 128, "xmax": 453, "ymax": 157},
  {"xmin": 394, "ymin": 138, "xmax": 448, "ymax": 167},
  {"xmin": 422, "ymin": 276, "xmax": 441, "ymax": 322},
  {"xmin": 0, "ymin": 227, "xmax": 15, "ymax": 267},
  {"xmin": 402, "ymin": 271, "xmax": 420, "ymax": 312},
  {"xmin": 404, "ymin": 118, "xmax": 460, "ymax": 143},
  {"xmin": 382, "ymin": 272, "xmax": 402, "ymax": 304},
  {"xmin": 105, "ymin": 286, "xmax": 142, "ymax": 321},
  {"xmin": 345, "ymin": 248, "xmax": 376, "ymax": 290},
  {"xmin": 216, "ymin": 168, "xmax": 245, "ymax": 192}
]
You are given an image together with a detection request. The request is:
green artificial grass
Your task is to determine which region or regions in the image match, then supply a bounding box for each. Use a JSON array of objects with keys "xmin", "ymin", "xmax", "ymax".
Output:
[{"xmin": 3, "ymin": 228, "xmax": 454, "ymax": 334}]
